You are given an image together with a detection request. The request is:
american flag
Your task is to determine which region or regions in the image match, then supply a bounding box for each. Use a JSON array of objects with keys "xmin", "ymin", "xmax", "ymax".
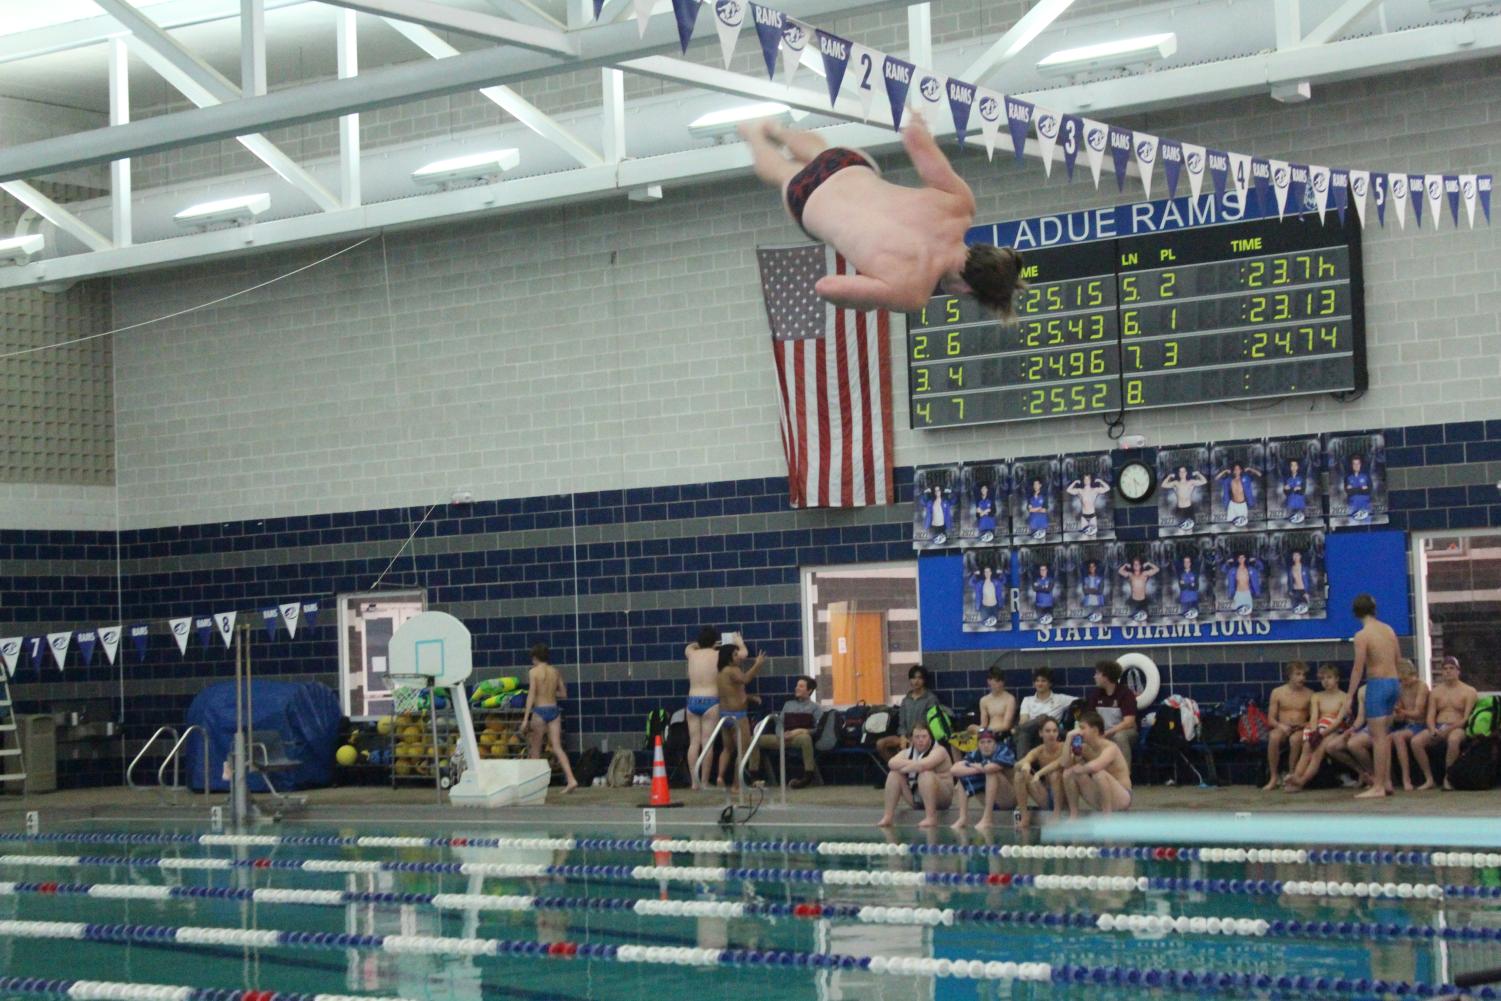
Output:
[{"xmin": 757, "ymin": 243, "xmax": 893, "ymax": 508}]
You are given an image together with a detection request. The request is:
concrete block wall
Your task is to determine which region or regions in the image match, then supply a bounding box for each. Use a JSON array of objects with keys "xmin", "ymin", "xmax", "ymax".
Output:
[{"xmin": 107, "ymin": 59, "xmax": 1501, "ymax": 530}]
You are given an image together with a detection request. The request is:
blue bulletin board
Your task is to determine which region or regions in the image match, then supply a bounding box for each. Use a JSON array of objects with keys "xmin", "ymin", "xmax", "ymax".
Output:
[{"xmin": 918, "ymin": 530, "xmax": 1410, "ymax": 652}]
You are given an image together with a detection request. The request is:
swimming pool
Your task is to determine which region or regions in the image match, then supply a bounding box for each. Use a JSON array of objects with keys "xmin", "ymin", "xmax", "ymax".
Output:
[{"xmin": 0, "ymin": 821, "xmax": 1496, "ymax": 1000}]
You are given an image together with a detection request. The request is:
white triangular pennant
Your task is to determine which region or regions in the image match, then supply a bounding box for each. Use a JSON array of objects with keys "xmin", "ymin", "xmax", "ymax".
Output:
[
  {"xmin": 47, "ymin": 631, "xmax": 71, "ymax": 671},
  {"xmin": 1425, "ymin": 173, "xmax": 1443, "ymax": 229},
  {"xmin": 169, "ymin": 617, "xmax": 192, "ymax": 655},
  {"xmin": 848, "ymin": 43, "xmax": 879, "ymax": 121},
  {"xmin": 98, "ymin": 625, "xmax": 121, "ymax": 666},
  {"xmin": 1228, "ymin": 152, "xmax": 1252, "ymax": 200},
  {"xmin": 280, "ymin": 602, "xmax": 301, "ymax": 639},
  {"xmin": 1081, "ymin": 118, "xmax": 1107, "ymax": 189},
  {"xmin": 1032, "ymin": 106, "xmax": 1059, "ymax": 177},
  {"xmin": 780, "ymin": 18, "xmax": 807, "ymax": 88},
  {"xmin": 215, "ymin": 611, "xmax": 237, "ymax": 648},
  {"xmin": 1309, "ymin": 165, "xmax": 1330, "ymax": 222},
  {"xmin": 1181, "ymin": 142, "xmax": 1206, "ymax": 200},
  {"xmin": 1462, "ymin": 174, "xmax": 1478, "ymax": 228},
  {"xmin": 0, "ymin": 637, "xmax": 20, "ymax": 678},
  {"xmin": 1133, "ymin": 132, "xmax": 1159, "ymax": 198},
  {"xmin": 712, "ymin": 0, "xmax": 743, "ymax": 68},
  {"xmin": 1389, "ymin": 173, "xmax": 1408, "ymax": 229},
  {"xmin": 631, "ymin": 0, "xmax": 653, "ymax": 36},
  {"xmin": 1348, "ymin": 169, "xmax": 1369, "ymax": 226},
  {"xmin": 974, "ymin": 88, "xmax": 1003, "ymax": 160},
  {"xmin": 912, "ymin": 68, "xmax": 946, "ymax": 121},
  {"xmin": 1269, "ymin": 159, "xmax": 1291, "ymax": 219}
]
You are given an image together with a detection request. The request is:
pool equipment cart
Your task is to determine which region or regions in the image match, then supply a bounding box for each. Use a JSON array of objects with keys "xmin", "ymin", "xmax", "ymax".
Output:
[{"xmin": 387, "ymin": 611, "xmax": 549, "ymax": 807}]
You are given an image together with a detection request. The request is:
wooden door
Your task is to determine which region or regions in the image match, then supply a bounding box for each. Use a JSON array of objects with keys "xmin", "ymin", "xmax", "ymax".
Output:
[{"xmin": 829, "ymin": 602, "xmax": 888, "ymax": 705}]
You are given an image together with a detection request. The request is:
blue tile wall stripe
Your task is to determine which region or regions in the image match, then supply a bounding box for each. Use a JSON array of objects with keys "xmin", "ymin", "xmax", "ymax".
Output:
[{"xmin": 2, "ymin": 418, "xmax": 1491, "ymax": 783}]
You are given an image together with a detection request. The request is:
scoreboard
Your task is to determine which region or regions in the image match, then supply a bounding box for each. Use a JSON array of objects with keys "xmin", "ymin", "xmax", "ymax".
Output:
[{"xmin": 906, "ymin": 215, "xmax": 1366, "ymax": 429}]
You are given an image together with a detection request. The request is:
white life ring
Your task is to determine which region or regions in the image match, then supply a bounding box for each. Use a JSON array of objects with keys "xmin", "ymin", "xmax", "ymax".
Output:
[{"xmin": 1117, "ymin": 652, "xmax": 1160, "ymax": 710}]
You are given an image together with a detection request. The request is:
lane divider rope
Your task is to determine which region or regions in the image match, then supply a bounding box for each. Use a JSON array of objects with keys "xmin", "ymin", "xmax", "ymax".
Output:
[
  {"xmin": 0, "ymin": 852, "xmax": 1482, "ymax": 900},
  {"xmin": 0, "ymin": 831, "xmax": 1491, "ymax": 871},
  {"xmin": 0, "ymin": 918, "xmax": 1481, "ymax": 998},
  {"xmin": 0, "ymin": 975, "xmax": 418, "ymax": 1001},
  {"xmin": 4, "ymin": 877, "xmax": 1499, "ymax": 944}
]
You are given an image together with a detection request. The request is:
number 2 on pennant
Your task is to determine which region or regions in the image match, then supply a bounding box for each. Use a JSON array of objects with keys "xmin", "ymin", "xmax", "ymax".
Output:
[{"xmin": 859, "ymin": 53, "xmax": 873, "ymax": 90}]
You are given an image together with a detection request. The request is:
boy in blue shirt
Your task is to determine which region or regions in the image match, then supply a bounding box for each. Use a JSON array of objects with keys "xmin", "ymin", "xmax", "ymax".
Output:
[{"xmin": 950, "ymin": 729, "xmax": 1016, "ymax": 830}]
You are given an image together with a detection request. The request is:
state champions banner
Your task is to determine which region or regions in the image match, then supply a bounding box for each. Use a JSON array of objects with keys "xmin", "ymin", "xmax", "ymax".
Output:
[{"xmin": 618, "ymin": 0, "xmax": 1491, "ymax": 232}]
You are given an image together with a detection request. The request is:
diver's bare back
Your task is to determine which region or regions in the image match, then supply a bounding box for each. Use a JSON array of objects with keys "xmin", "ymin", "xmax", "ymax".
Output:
[{"xmin": 799, "ymin": 125, "xmax": 974, "ymax": 312}]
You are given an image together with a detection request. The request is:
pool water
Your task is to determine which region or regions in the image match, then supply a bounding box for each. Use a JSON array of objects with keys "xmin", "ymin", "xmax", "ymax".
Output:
[{"xmin": 0, "ymin": 821, "xmax": 1496, "ymax": 1000}]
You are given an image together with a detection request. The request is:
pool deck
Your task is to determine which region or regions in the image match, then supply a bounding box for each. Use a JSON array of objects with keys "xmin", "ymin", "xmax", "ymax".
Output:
[{"xmin": 2, "ymin": 783, "xmax": 1498, "ymax": 841}]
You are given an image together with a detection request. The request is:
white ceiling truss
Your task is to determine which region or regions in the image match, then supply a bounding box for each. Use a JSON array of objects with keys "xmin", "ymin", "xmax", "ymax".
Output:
[{"xmin": 0, "ymin": 0, "xmax": 1496, "ymax": 290}]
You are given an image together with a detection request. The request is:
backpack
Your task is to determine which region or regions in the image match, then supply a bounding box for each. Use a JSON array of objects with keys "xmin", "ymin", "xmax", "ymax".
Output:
[
  {"xmin": 839, "ymin": 703, "xmax": 873, "ymax": 746},
  {"xmin": 813, "ymin": 710, "xmax": 841, "ymax": 752},
  {"xmin": 862, "ymin": 709, "xmax": 897, "ymax": 743},
  {"xmin": 1238, "ymin": 703, "xmax": 1270, "ymax": 745},
  {"xmin": 1446, "ymin": 737, "xmax": 1498, "ymax": 791},
  {"xmin": 1147, "ymin": 705, "xmax": 1189, "ymax": 749},
  {"xmin": 924, "ymin": 703, "xmax": 956, "ymax": 744},
  {"xmin": 606, "ymin": 749, "xmax": 636, "ymax": 788},
  {"xmin": 1466, "ymin": 695, "xmax": 1497, "ymax": 739},
  {"xmin": 575, "ymin": 747, "xmax": 607, "ymax": 785},
  {"xmin": 644, "ymin": 708, "xmax": 670, "ymax": 749}
]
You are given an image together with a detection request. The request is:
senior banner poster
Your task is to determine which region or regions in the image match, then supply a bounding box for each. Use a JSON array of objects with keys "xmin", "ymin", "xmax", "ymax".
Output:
[
  {"xmin": 1268, "ymin": 531, "xmax": 1327, "ymax": 620},
  {"xmin": 1062, "ymin": 453, "xmax": 1114, "ymax": 541},
  {"xmin": 1063, "ymin": 543, "xmax": 1113, "ymax": 625},
  {"xmin": 1010, "ymin": 456, "xmax": 1062, "ymax": 544},
  {"xmin": 1209, "ymin": 440, "xmax": 1267, "ymax": 532},
  {"xmin": 1266, "ymin": 436, "xmax": 1322, "ymax": 528},
  {"xmin": 1326, "ymin": 432, "xmax": 1388, "ymax": 527},
  {"xmin": 1112, "ymin": 541, "xmax": 1164, "ymax": 625},
  {"xmin": 1017, "ymin": 546, "xmax": 1065, "ymax": 628},
  {"xmin": 1167, "ymin": 539, "xmax": 1215, "ymax": 622},
  {"xmin": 1157, "ymin": 446, "xmax": 1212, "ymax": 537},
  {"xmin": 913, "ymin": 463, "xmax": 960, "ymax": 549},
  {"xmin": 962, "ymin": 548, "xmax": 1011, "ymax": 632},
  {"xmin": 959, "ymin": 460, "xmax": 1007, "ymax": 547},
  {"xmin": 1212, "ymin": 534, "xmax": 1271, "ymax": 620}
]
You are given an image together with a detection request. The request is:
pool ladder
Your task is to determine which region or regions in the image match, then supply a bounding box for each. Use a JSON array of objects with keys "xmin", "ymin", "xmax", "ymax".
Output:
[
  {"xmin": 692, "ymin": 714, "xmax": 787, "ymax": 814},
  {"xmin": 0, "ymin": 669, "xmax": 25, "ymax": 789},
  {"xmin": 127, "ymin": 725, "xmax": 211, "ymax": 803}
]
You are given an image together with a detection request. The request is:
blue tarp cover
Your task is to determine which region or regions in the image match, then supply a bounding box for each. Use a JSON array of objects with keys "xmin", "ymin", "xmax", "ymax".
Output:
[{"xmin": 182, "ymin": 681, "xmax": 341, "ymax": 792}]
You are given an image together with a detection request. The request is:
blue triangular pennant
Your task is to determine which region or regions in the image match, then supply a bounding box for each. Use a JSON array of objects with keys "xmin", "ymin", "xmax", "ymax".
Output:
[
  {"xmin": 1409, "ymin": 175, "xmax": 1425, "ymax": 227},
  {"xmin": 130, "ymin": 624, "xmax": 150, "ymax": 662},
  {"xmin": 302, "ymin": 601, "xmax": 319, "ymax": 630},
  {"xmin": 749, "ymin": 3, "xmax": 783, "ymax": 79},
  {"xmin": 1251, "ymin": 157, "xmax": 1272, "ymax": 209},
  {"xmin": 262, "ymin": 607, "xmax": 280, "ymax": 641},
  {"xmin": 1108, "ymin": 125, "xmax": 1131, "ymax": 190},
  {"xmin": 1159, "ymin": 139, "xmax": 1183, "ymax": 199},
  {"xmin": 1331, "ymin": 168, "xmax": 1349, "ymax": 225},
  {"xmin": 946, "ymin": 78, "xmax": 974, "ymax": 147},
  {"xmin": 1208, "ymin": 149, "xmax": 1228, "ymax": 197},
  {"xmin": 1289, "ymin": 164, "xmax": 1309, "ymax": 212},
  {"xmin": 1481, "ymin": 174, "xmax": 1493, "ymax": 222},
  {"xmin": 76, "ymin": 630, "xmax": 97, "ymax": 666},
  {"xmin": 28, "ymin": 636, "xmax": 44, "ymax": 673},
  {"xmin": 881, "ymin": 54, "xmax": 913, "ymax": 131},
  {"xmin": 1445, "ymin": 175, "xmax": 1461, "ymax": 226},
  {"xmin": 1373, "ymin": 173, "xmax": 1389, "ymax": 227},
  {"xmin": 1004, "ymin": 96, "xmax": 1033, "ymax": 163},
  {"xmin": 195, "ymin": 616, "xmax": 213, "ymax": 648},
  {"xmin": 815, "ymin": 30, "xmax": 850, "ymax": 108},
  {"xmin": 670, "ymin": 0, "xmax": 700, "ymax": 53},
  {"xmin": 1059, "ymin": 115, "xmax": 1083, "ymax": 180},
  {"xmin": 593, "ymin": 0, "xmax": 604, "ymax": 19}
]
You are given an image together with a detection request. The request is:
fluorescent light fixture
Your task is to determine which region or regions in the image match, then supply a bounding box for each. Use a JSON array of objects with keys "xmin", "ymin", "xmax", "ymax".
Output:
[
  {"xmin": 689, "ymin": 101, "xmax": 791, "ymax": 140},
  {"xmin": 174, "ymin": 193, "xmax": 270, "ymax": 228},
  {"xmin": 0, "ymin": 233, "xmax": 43, "ymax": 265},
  {"xmin": 412, "ymin": 149, "xmax": 521, "ymax": 187},
  {"xmin": 1036, "ymin": 32, "xmax": 1177, "ymax": 77}
]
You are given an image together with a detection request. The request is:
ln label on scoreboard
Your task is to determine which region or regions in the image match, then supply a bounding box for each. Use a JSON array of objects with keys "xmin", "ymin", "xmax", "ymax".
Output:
[{"xmin": 906, "ymin": 215, "xmax": 1366, "ymax": 429}]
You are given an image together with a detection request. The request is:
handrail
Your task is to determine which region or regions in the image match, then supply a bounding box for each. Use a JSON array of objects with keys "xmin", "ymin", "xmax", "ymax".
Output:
[
  {"xmin": 156, "ymin": 725, "xmax": 209, "ymax": 796},
  {"xmin": 126, "ymin": 727, "xmax": 179, "ymax": 791},
  {"xmin": 692, "ymin": 714, "xmax": 728, "ymax": 783},
  {"xmin": 737, "ymin": 715, "xmax": 774, "ymax": 794}
]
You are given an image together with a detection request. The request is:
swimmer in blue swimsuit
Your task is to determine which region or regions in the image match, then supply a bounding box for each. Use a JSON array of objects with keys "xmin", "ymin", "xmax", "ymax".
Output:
[
  {"xmin": 686, "ymin": 627, "xmax": 730, "ymax": 789},
  {"xmin": 716, "ymin": 642, "xmax": 767, "ymax": 790},
  {"xmin": 523, "ymin": 643, "xmax": 578, "ymax": 793}
]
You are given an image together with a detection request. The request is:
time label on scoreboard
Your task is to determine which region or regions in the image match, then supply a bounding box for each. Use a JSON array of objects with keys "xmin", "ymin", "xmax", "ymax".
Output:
[{"xmin": 906, "ymin": 215, "xmax": 1366, "ymax": 429}]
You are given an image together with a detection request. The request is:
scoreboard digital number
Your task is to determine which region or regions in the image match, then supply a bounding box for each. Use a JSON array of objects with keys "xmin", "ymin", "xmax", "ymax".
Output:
[{"xmin": 906, "ymin": 215, "xmax": 1366, "ymax": 429}]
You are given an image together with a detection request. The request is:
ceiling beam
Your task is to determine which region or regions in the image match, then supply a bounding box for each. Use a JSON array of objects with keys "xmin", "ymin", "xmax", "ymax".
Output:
[
  {"xmin": 477, "ymin": 0, "xmax": 568, "ymax": 31},
  {"xmin": 241, "ymin": 0, "xmax": 267, "ymax": 97},
  {"xmin": 618, "ymin": 54, "xmax": 897, "ymax": 127},
  {"xmin": 0, "ymin": 0, "xmax": 902, "ymax": 184},
  {"xmin": 1303, "ymin": 0, "xmax": 1384, "ymax": 46},
  {"xmin": 381, "ymin": 18, "xmax": 605, "ymax": 167},
  {"xmin": 97, "ymin": 0, "xmax": 342, "ymax": 212},
  {"xmin": 319, "ymin": 0, "xmax": 578, "ymax": 58},
  {"xmin": 0, "ymin": 181, "xmax": 114, "ymax": 252},
  {"xmin": 0, "ymin": 0, "xmax": 305, "ymax": 66}
]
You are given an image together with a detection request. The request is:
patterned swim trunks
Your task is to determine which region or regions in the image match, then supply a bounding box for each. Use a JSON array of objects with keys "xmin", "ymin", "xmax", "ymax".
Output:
[{"xmin": 783, "ymin": 147, "xmax": 880, "ymax": 238}]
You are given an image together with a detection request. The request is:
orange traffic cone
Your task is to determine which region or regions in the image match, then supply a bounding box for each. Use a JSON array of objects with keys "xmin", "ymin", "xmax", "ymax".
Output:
[{"xmin": 642, "ymin": 735, "xmax": 683, "ymax": 808}]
